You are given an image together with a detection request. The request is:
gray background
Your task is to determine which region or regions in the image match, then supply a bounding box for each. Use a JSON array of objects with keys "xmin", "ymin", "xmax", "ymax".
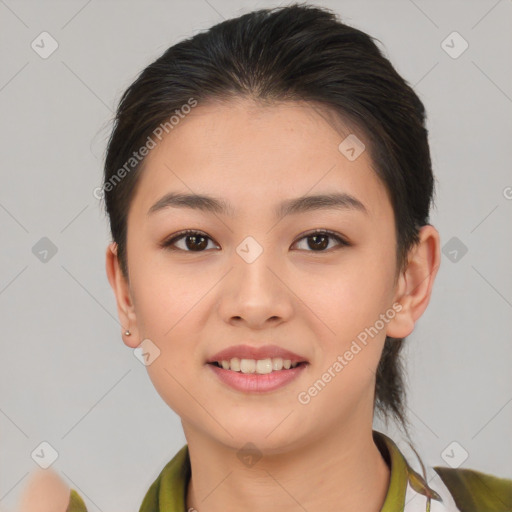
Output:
[{"xmin": 1, "ymin": 0, "xmax": 511, "ymax": 510}]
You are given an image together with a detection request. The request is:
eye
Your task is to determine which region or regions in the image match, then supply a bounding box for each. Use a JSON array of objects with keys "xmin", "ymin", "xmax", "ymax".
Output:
[
  {"xmin": 292, "ymin": 230, "xmax": 350, "ymax": 252},
  {"xmin": 161, "ymin": 229, "xmax": 350, "ymax": 253},
  {"xmin": 161, "ymin": 230, "xmax": 219, "ymax": 252}
]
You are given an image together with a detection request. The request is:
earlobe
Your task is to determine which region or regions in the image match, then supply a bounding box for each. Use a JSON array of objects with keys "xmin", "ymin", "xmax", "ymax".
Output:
[
  {"xmin": 105, "ymin": 242, "xmax": 140, "ymax": 348},
  {"xmin": 385, "ymin": 225, "xmax": 441, "ymax": 339}
]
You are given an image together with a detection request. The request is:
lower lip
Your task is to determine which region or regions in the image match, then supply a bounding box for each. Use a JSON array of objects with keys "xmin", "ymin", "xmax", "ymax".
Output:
[{"xmin": 206, "ymin": 363, "xmax": 308, "ymax": 393}]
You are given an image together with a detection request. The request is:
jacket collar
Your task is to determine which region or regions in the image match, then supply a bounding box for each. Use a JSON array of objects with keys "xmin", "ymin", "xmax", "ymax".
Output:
[{"xmin": 139, "ymin": 430, "xmax": 440, "ymax": 512}]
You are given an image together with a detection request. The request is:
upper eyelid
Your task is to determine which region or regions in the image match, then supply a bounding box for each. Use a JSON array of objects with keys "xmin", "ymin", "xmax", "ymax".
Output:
[{"xmin": 162, "ymin": 230, "xmax": 218, "ymax": 249}]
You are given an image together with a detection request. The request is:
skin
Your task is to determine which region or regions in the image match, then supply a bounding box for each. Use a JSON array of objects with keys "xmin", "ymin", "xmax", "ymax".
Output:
[
  {"xmin": 17, "ymin": 468, "xmax": 70, "ymax": 512},
  {"xmin": 105, "ymin": 98, "xmax": 441, "ymax": 512}
]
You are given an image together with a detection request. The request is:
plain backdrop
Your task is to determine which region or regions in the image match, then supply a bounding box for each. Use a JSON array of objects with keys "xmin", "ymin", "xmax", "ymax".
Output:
[{"xmin": 1, "ymin": 0, "xmax": 511, "ymax": 510}]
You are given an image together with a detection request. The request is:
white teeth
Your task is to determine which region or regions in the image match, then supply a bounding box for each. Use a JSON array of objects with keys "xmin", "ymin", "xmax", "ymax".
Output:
[
  {"xmin": 240, "ymin": 359, "xmax": 256, "ymax": 374},
  {"xmin": 256, "ymin": 359, "xmax": 272, "ymax": 374},
  {"xmin": 272, "ymin": 357, "xmax": 283, "ymax": 371},
  {"xmin": 216, "ymin": 357, "xmax": 300, "ymax": 373}
]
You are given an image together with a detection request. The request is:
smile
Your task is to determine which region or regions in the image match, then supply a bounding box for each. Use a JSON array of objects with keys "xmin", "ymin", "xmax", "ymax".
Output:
[
  {"xmin": 207, "ymin": 359, "xmax": 309, "ymax": 393},
  {"xmin": 209, "ymin": 357, "xmax": 304, "ymax": 374}
]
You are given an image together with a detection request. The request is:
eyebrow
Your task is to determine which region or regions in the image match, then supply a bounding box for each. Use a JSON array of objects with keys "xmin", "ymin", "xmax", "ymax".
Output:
[{"xmin": 147, "ymin": 191, "xmax": 368, "ymax": 218}]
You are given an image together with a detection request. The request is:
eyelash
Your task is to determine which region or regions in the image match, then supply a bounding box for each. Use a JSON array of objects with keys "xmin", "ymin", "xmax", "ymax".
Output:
[{"xmin": 160, "ymin": 229, "xmax": 351, "ymax": 253}]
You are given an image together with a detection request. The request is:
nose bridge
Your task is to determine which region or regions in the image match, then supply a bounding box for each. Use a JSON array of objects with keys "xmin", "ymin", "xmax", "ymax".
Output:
[
  {"xmin": 233, "ymin": 234, "xmax": 281, "ymax": 296},
  {"xmin": 218, "ymin": 234, "xmax": 292, "ymax": 324}
]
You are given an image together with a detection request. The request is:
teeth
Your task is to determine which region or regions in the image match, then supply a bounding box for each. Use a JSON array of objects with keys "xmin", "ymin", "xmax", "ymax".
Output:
[
  {"xmin": 216, "ymin": 357, "xmax": 300, "ymax": 373},
  {"xmin": 240, "ymin": 358, "xmax": 256, "ymax": 374}
]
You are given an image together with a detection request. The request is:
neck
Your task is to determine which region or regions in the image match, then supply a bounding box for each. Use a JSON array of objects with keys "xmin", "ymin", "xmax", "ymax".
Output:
[{"xmin": 183, "ymin": 422, "xmax": 390, "ymax": 512}]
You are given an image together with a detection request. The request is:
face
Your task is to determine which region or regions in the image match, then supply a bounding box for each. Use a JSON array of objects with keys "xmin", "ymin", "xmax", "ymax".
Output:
[{"xmin": 108, "ymin": 98, "xmax": 418, "ymax": 454}]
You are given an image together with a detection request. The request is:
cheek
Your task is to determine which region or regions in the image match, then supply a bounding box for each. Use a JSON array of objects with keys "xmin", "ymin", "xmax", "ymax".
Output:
[
  {"xmin": 302, "ymin": 260, "xmax": 393, "ymax": 338},
  {"xmin": 137, "ymin": 288, "xmax": 201, "ymax": 419},
  {"xmin": 294, "ymin": 335, "xmax": 383, "ymax": 438},
  {"xmin": 297, "ymin": 249, "xmax": 394, "ymax": 384},
  {"xmin": 131, "ymin": 259, "xmax": 203, "ymax": 334},
  {"xmin": 129, "ymin": 256, "xmax": 210, "ymax": 355},
  {"xmin": 298, "ymin": 266, "xmax": 390, "ymax": 412}
]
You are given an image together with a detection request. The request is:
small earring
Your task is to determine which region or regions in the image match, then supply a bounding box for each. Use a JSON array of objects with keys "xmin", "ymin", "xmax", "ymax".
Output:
[{"xmin": 124, "ymin": 329, "xmax": 131, "ymax": 336}]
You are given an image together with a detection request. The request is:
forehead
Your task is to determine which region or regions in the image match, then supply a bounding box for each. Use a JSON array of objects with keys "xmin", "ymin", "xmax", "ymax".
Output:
[{"xmin": 129, "ymin": 98, "xmax": 392, "ymax": 223}]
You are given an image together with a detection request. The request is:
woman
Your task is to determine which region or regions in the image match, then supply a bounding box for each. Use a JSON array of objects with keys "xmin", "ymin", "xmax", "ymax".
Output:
[{"xmin": 60, "ymin": 4, "xmax": 511, "ymax": 512}]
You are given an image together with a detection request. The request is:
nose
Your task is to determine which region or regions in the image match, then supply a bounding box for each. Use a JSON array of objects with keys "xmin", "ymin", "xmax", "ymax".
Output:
[{"xmin": 217, "ymin": 245, "xmax": 294, "ymax": 329}]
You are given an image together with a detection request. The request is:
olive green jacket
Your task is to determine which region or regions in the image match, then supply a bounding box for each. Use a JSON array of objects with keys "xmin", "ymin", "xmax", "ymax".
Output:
[{"xmin": 66, "ymin": 430, "xmax": 512, "ymax": 511}]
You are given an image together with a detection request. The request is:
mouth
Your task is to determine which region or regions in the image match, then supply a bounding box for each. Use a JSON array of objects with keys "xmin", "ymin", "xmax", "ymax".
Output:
[
  {"xmin": 207, "ymin": 358, "xmax": 309, "ymax": 374},
  {"xmin": 206, "ymin": 358, "xmax": 309, "ymax": 393},
  {"xmin": 206, "ymin": 343, "xmax": 309, "ymax": 373}
]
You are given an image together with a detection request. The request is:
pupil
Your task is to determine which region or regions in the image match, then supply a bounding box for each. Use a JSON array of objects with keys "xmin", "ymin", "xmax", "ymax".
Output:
[
  {"xmin": 186, "ymin": 235, "xmax": 207, "ymax": 251},
  {"xmin": 309, "ymin": 234, "xmax": 328, "ymax": 250}
]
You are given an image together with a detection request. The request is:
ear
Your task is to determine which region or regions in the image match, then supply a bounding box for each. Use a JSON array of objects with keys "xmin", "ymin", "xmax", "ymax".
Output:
[
  {"xmin": 386, "ymin": 224, "xmax": 441, "ymax": 338},
  {"xmin": 105, "ymin": 242, "xmax": 140, "ymax": 348}
]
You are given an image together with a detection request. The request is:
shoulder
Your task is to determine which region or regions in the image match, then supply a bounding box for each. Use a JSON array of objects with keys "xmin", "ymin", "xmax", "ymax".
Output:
[
  {"xmin": 432, "ymin": 465, "xmax": 512, "ymax": 512},
  {"xmin": 65, "ymin": 445, "xmax": 190, "ymax": 512},
  {"xmin": 66, "ymin": 489, "xmax": 88, "ymax": 512}
]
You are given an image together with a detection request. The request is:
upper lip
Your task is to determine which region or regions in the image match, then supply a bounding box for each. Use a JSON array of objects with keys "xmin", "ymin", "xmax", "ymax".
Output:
[{"xmin": 206, "ymin": 344, "xmax": 308, "ymax": 364}]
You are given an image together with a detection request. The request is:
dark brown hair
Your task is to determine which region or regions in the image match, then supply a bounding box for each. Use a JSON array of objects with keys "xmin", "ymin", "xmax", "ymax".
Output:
[{"xmin": 100, "ymin": 3, "xmax": 436, "ymax": 438}]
